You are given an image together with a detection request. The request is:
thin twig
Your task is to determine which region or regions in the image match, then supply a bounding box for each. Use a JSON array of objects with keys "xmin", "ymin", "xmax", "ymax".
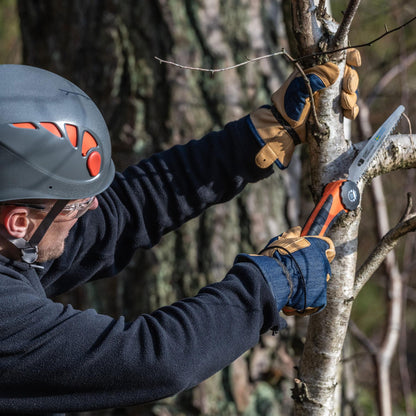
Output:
[
  {"xmin": 300, "ymin": 15, "xmax": 416, "ymax": 64},
  {"xmin": 154, "ymin": 51, "xmax": 285, "ymax": 74},
  {"xmin": 402, "ymin": 113, "xmax": 413, "ymax": 135},
  {"xmin": 155, "ymin": 16, "xmax": 416, "ymax": 73},
  {"xmin": 283, "ymin": 52, "xmax": 322, "ymax": 129},
  {"xmin": 349, "ymin": 320, "xmax": 377, "ymax": 356}
]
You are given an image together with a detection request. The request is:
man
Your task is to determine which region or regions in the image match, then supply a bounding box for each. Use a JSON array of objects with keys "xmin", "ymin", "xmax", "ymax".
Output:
[{"xmin": 0, "ymin": 52, "xmax": 359, "ymax": 414}]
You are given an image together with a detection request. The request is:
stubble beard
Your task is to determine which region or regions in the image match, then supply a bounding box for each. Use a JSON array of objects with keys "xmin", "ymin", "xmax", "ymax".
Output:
[{"xmin": 36, "ymin": 240, "xmax": 66, "ymax": 263}]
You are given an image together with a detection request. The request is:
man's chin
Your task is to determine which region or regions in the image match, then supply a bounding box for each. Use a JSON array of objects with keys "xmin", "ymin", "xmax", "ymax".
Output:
[{"xmin": 37, "ymin": 244, "xmax": 65, "ymax": 263}]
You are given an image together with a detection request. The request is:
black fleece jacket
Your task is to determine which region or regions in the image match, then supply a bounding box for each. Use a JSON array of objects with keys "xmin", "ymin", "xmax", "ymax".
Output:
[{"xmin": 0, "ymin": 117, "xmax": 289, "ymax": 415}]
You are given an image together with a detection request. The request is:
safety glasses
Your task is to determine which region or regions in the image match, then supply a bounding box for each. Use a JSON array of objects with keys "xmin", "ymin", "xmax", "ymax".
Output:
[{"xmin": 0, "ymin": 196, "xmax": 96, "ymax": 222}]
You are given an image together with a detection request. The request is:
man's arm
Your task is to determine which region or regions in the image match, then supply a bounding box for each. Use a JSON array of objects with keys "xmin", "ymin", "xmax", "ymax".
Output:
[
  {"xmin": 0, "ymin": 261, "xmax": 280, "ymax": 413},
  {"xmin": 0, "ymin": 223, "xmax": 333, "ymax": 413},
  {"xmin": 42, "ymin": 116, "xmax": 272, "ymax": 294}
]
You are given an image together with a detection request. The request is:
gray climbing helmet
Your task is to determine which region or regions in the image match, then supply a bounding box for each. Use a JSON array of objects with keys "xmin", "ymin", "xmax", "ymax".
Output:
[
  {"xmin": 0, "ymin": 64, "xmax": 115, "ymax": 202},
  {"xmin": 0, "ymin": 64, "xmax": 115, "ymax": 264}
]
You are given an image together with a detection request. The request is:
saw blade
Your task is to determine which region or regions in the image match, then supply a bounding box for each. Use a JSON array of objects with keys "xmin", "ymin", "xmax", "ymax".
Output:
[{"xmin": 348, "ymin": 105, "xmax": 405, "ymax": 184}]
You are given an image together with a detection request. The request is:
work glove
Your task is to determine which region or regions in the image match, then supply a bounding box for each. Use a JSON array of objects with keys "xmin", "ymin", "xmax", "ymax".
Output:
[
  {"xmin": 236, "ymin": 227, "xmax": 335, "ymax": 316},
  {"xmin": 249, "ymin": 49, "xmax": 362, "ymax": 170}
]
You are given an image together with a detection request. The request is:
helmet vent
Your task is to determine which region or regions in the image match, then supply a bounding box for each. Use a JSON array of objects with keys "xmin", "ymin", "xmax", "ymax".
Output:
[
  {"xmin": 13, "ymin": 122, "xmax": 37, "ymax": 130},
  {"xmin": 81, "ymin": 131, "xmax": 98, "ymax": 156},
  {"xmin": 40, "ymin": 122, "xmax": 62, "ymax": 138},
  {"xmin": 65, "ymin": 123, "xmax": 78, "ymax": 147},
  {"xmin": 87, "ymin": 151, "xmax": 101, "ymax": 177}
]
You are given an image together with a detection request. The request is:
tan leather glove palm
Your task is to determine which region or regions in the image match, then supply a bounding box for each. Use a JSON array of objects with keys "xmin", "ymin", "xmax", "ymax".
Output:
[{"xmin": 249, "ymin": 49, "xmax": 361, "ymax": 170}]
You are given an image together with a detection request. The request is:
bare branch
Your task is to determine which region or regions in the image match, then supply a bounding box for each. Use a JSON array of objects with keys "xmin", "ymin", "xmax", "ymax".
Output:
[
  {"xmin": 300, "ymin": 15, "xmax": 416, "ymax": 64},
  {"xmin": 331, "ymin": 0, "xmax": 362, "ymax": 48},
  {"xmin": 353, "ymin": 205, "xmax": 416, "ymax": 297},
  {"xmin": 349, "ymin": 320, "xmax": 377, "ymax": 356},
  {"xmin": 361, "ymin": 134, "xmax": 416, "ymax": 184},
  {"xmin": 154, "ymin": 51, "xmax": 286, "ymax": 74},
  {"xmin": 155, "ymin": 17, "xmax": 416, "ymax": 74}
]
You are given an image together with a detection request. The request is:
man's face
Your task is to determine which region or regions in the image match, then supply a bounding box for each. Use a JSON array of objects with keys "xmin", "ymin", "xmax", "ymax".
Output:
[
  {"xmin": 28, "ymin": 197, "xmax": 99, "ymax": 262},
  {"xmin": 35, "ymin": 217, "xmax": 78, "ymax": 262}
]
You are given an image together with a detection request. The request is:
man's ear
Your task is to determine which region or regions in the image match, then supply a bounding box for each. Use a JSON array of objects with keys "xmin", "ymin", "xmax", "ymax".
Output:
[{"xmin": 2, "ymin": 207, "xmax": 30, "ymax": 238}]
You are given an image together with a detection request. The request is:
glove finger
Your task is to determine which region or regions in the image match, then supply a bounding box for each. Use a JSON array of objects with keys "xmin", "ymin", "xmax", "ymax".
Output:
[
  {"xmin": 343, "ymin": 65, "xmax": 359, "ymax": 94},
  {"xmin": 340, "ymin": 89, "xmax": 357, "ymax": 111},
  {"xmin": 280, "ymin": 226, "xmax": 302, "ymax": 239},
  {"xmin": 268, "ymin": 236, "xmax": 310, "ymax": 255},
  {"xmin": 346, "ymin": 48, "xmax": 362, "ymax": 67},
  {"xmin": 341, "ymin": 90, "xmax": 359, "ymax": 120},
  {"xmin": 343, "ymin": 105, "xmax": 359, "ymax": 120}
]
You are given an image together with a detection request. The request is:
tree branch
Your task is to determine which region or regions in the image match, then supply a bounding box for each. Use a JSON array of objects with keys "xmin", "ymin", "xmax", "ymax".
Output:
[
  {"xmin": 291, "ymin": 0, "xmax": 316, "ymax": 57},
  {"xmin": 359, "ymin": 134, "xmax": 416, "ymax": 185},
  {"xmin": 300, "ymin": 15, "xmax": 416, "ymax": 64},
  {"xmin": 331, "ymin": 0, "xmax": 362, "ymax": 48},
  {"xmin": 154, "ymin": 51, "xmax": 286, "ymax": 74},
  {"xmin": 155, "ymin": 16, "xmax": 416, "ymax": 72},
  {"xmin": 353, "ymin": 194, "xmax": 416, "ymax": 297},
  {"xmin": 349, "ymin": 320, "xmax": 377, "ymax": 356}
]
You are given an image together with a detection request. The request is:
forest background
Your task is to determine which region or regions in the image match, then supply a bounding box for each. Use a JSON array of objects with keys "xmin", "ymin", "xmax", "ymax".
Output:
[{"xmin": 0, "ymin": 0, "xmax": 416, "ymax": 415}]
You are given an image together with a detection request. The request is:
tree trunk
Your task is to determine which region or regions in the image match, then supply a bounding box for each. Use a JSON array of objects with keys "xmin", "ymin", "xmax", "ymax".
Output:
[
  {"xmin": 18, "ymin": 0, "xmax": 297, "ymax": 414},
  {"xmin": 285, "ymin": 3, "xmax": 362, "ymax": 414},
  {"xmin": 289, "ymin": 2, "xmax": 416, "ymax": 415}
]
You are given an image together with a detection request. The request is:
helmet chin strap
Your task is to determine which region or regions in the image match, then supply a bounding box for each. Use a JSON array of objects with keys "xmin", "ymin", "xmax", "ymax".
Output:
[{"xmin": 1, "ymin": 199, "xmax": 69, "ymax": 264}]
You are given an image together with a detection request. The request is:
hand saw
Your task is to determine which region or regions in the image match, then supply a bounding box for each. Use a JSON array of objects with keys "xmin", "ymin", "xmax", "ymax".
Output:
[{"xmin": 302, "ymin": 105, "xmax": 405, "ymax": 237}]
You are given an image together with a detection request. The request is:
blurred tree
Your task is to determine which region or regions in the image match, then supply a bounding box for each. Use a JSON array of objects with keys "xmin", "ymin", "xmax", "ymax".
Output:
[
  {"xmin": 17, "ymin": 0, "xmax": 298, "ymax": 415},
  {"xmin": 0, "ymin": 0, "xmax": 21, "ymax": 63}
]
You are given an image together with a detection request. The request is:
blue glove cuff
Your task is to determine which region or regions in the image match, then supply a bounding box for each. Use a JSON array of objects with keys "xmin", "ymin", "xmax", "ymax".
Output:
[{"xmin": 235, "ymin": 253, "xmax": 291, "ymax": 312}]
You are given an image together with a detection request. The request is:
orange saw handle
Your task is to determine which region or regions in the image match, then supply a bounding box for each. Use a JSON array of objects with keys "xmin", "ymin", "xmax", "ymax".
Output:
[
  {"xmin": 282, "ymin": 180, "xmax": 360, "ymax": 316},
  {"xmin": 301, "ymin": 179, "xmax": 360, "ymax": 237}
]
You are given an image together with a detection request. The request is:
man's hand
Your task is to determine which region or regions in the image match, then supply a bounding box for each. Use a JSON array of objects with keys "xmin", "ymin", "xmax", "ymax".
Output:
[
  {"xmin": 248, "ymin": 49, "xmax": 361, "ymax": 170},
  {"xmin": 236, "ymin": 227, "xmax": 335, "ymax": 316},
  {"xmin": 260, "ymin": 227, "xmax": 335, "ymax": 315}
]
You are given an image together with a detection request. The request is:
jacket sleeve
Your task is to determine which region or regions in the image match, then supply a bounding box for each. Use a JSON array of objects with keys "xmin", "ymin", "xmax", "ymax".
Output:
[
  {"xmin": 41, "ymin": 116, "xmax": 273, "ymax": 295},
  {"xmin": 0, "ymin": 260, "xmax": 284, "ymax": 414}
]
